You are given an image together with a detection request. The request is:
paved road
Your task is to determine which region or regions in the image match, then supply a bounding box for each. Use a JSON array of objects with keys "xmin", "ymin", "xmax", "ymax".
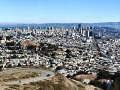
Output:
[{"xmin": 0, "ymin": 68, "xmax": 55, "ymax": 85}]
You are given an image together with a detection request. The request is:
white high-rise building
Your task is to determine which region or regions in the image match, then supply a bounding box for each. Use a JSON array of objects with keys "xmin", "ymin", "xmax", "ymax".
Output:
[
  {"xmin": 82, "ymin": 30, "xmax": 86, "ymax": 36},
  {"xmin": 73, "ymin": 26, "xmax": 76, "ymax": 30},
  {"xmin": 27, "ymin": 26, "xmax": 30, "ymax": 30}
]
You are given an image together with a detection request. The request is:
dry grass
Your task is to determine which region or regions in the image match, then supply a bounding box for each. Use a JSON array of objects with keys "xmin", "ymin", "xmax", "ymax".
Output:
[
  {"xmin": 7, "ymin": 73, "xmax": 86, "ymax": 90},
  {"xmin": 0, "ymin": 68, "xmax": 101, "ymax": 90},
  {"xmin": 5, "ymin": 72, "xmax": 102, "ymax": 90},
  {"xmin": 0, "ymin": 72, "xmax": 41, "ymax": 82},
  {"xmin": 20, "ymin": 41, "xmax": 40, "ymax": 49},
  {"xmin": 74, "ymin": 74, "xmax": 97, "ymax": 81}
]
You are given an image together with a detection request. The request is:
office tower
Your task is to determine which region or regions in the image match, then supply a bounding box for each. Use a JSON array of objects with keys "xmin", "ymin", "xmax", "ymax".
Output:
[
  {"xmin": 22, "ymin": 28, "xmax": 25, "ymax": 32},
  {"xmin": 89, "ymin": 31, "xmax": 94, "ymax": 38},
  {"xmin": 48, "ymin": 27, "xmax": 51, "ymax": 30},
  {"xmin": 45, "ymin": 27, "xmax": 47, "ymax": 30},
  {"xmin": 62, "ymin": 27, "xmax": 64, "ymax": 31},
  {"xmin": 87, "ymin": 26, "xmax": 90, "ymax": 30},
  {"xmin": 38, "ymin": 27, "xmax": 41, "ymax": 29},
  {"xmin": 73, "ymin": 26, "xmax": 76, "ymax": 30},
  {"xmin": 86, "ymin": 30, "xmax": 90, "ymax": 38},
  {"xmin": 85, "ymin": 26, "xmax": 90, "ymax": 30},
  {"xmin": 85, "ymin": 26, "xmax": 88, "ymax": 30},
  {"xmin": 81, "ymin": 27, "xmax": 83, "ymax": 35},
  {"xmin": 78, "ymin": 24, "xmax": 81, "ymax": 32},
  {"xmin": 90, "ymin": 26, "xmax": 93, "ymax": 30},
  {"xmin": 5, "ymin": 28, "xmax": 11, "ymax": 31},
  {"xmin": 78, "ymin": 24, "xmax": 83, "ymax": 35},
  {"xmin": 65, "ymin": 30, "xmax": 69, "ymax": 36},
  {"xmin": 82, "ymin": 30, "xmax": 86, "ymax": 36},
  {"xmin": 55, "ymin": 27, "xmax": 57, "ymax": 30},
  {"xmin": 98, "ymin": 32, "xmax": 102, "ymax": 37},
  {"xmin": 27, "ymin": 26, "xmax": 30, "ymax": 30},
  {"xmin": 15, "ymin": 27, "xmax": 17, "ymax": 30},
  {"xmin": 51, "ymin": 26, "xmax": 54, "ymax": 30},
  {"xmin": 33, "ymin": 26, "xmax": 36, "ymax": 29}
]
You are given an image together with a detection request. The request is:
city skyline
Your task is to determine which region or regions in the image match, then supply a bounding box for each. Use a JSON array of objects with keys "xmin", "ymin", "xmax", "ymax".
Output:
[
  {"xmin": 0, "ymin": 0, "xmax": 120, "ymax": 23},
  {"xmin": 0, "ymin": 1, "xmax": 120, "ymax": 89}
]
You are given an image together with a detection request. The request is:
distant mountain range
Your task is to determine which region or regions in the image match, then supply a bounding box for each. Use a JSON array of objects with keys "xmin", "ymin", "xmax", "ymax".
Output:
[{"xmin": 0, "ymin": 22, "xmax": 120, "ymax": 30}]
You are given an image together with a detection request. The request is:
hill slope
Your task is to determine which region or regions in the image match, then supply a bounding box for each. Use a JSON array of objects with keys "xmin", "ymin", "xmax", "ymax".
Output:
[{"xmin": 4, "ymin": 73, "xmax": 101, "ymax": 90}]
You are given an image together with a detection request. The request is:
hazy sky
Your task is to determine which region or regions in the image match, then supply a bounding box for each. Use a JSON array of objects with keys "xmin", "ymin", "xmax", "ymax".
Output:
[{"xmin": 0, "ymin": 0, "xmax": 120, "ymax": 23}]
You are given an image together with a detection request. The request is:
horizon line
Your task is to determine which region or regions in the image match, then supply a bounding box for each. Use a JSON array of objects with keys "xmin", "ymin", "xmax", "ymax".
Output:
[{"xmin": 0, "ymin": 21, "xmax": 120, "ymax": 25}]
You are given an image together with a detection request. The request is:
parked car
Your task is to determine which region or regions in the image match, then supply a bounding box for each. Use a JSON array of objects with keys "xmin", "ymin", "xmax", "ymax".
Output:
[{"xmin": 46, "ymin": 74, "xmax": 51, "ymax": 77}]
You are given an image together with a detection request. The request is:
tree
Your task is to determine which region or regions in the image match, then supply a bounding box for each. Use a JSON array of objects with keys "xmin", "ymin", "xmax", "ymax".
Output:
[
  {"xmin": 56, "ymin": 65, "xmax": 64, "ymax": 70},
  {"xmin": 66, "ymin": 49, "xmax": 71, "ymax": 58},
  {"xmin": 6, "ymin": 36, "xmax": 12, "ymax": 40},
  {"xmin": 6, "ymin": 42, "xmax": 15, "ymax": 46},
  {"xmin": 27, "ymin": 45, "xmax": 36, "ymax": 50},
  {"xmin": 111, "ymin": 77, "xmax": 120, "ymax": 90},
  {"xmin": 90, "ymin": 80, "xmax": 99, "ymax": 87},
  {"xmin": 111, "ymin": 72, "xmax": 120, "ymax": 90},
  {"xmin": 0, "ymin": 65, "xmax": 2, "ymax": 71},
  {"xmin": 17, "ymin": 63, "xmax": 22, "ymax": 67},
  {"xmin": 51, "ymin": 53, "xmax": 56, "ymax": 58},
  {"xmin": 24, "ymin": 60, "xmax": 28, "ymax": 66},
  {"xmin": 97, "ymin": 69, "xmax": 113, "ymax": 80}
]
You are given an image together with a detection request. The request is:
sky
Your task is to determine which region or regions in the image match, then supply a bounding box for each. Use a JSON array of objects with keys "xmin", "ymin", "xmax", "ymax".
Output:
[{"xmin": 0, "ymin": 0, "xmax": 120, "ymax": 23}]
